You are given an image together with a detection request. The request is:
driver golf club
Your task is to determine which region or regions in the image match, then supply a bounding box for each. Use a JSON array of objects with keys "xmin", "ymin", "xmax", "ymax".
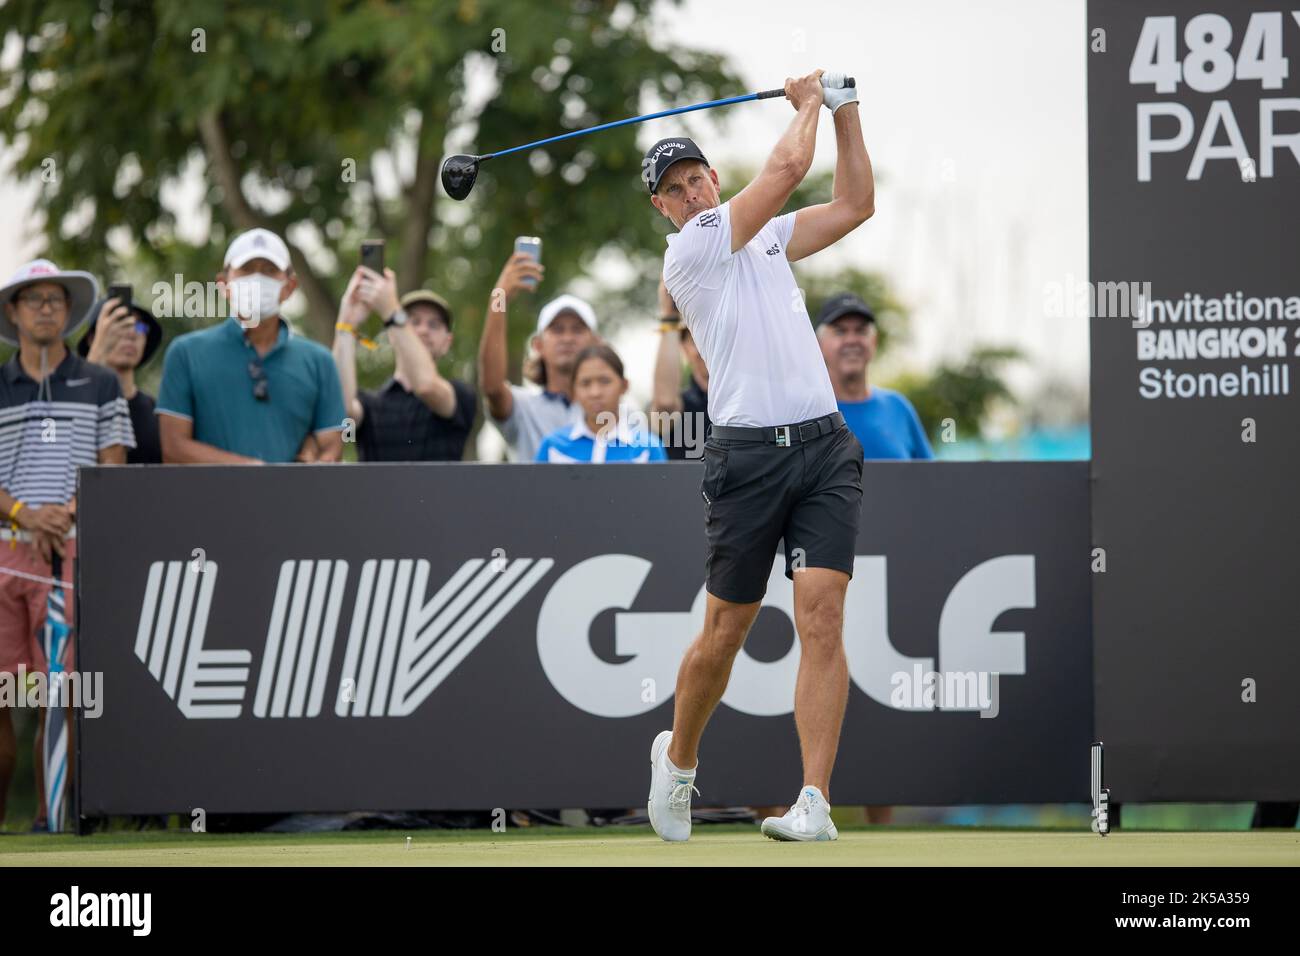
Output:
[{"xmin": 440, "ymin": 76, "xmax": 855, "ymax": 201}]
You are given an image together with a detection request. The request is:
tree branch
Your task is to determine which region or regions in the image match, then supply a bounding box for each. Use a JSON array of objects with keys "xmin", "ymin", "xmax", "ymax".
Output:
[
  {"xmin": 366, "ymin": 163, "xmax": 390, "ymax": 239},
  {"xmin": 398, "ymin": 108, "xmax": 442, "ymax": 295},
  {"xmin": 197, "ymin": 109, "xmax": 259, "ymax": 229},
  {"xmin": 197, "ymin": 108, "xmax": 337, "ymax": 340}
]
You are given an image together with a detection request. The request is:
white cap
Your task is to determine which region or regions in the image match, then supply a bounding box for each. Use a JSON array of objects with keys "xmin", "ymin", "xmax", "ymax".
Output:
[
  {"xmin": 536, "ymin": 294, "xmax": 597, "ymax": 334},
  {"xmin": 224, "ymin": 228, "xmax": 292, "ymax": 272}
]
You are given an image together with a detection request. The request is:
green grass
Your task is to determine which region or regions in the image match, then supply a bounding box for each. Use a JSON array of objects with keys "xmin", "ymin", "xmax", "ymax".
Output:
[{"xmin": 1, "ymin": 825, "xmax": 1296, "ymax": 866}]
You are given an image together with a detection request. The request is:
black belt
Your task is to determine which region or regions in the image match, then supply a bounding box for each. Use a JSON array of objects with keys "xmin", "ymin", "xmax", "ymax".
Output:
[{"xmin": 710, "ymin": 411, "xmax": 845, "ymax": 446}]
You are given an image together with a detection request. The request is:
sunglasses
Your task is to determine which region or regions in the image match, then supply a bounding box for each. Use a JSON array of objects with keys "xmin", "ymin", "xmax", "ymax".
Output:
[{"xmin": 247, "ymin": 359, "xmax": 269, "ymax": 402}]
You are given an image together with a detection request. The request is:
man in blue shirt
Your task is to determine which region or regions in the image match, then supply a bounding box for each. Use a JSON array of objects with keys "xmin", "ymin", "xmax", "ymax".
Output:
[
  {"xmin": 158, "ymin": 229, "xmax": 346, "ymax": 463},
  {"xmin": 815, "ymin": 293, "xmax": 932, "ymax": 460}
]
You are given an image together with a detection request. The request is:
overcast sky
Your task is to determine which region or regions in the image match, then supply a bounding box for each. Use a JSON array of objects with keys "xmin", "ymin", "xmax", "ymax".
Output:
[
  {"xmin": 639, "ymin": 0, "xmax": 1090, "ymax": 400},
  {"xmin": 1, "ymin": 1, "xmax": 1089, "ymax": 406}
]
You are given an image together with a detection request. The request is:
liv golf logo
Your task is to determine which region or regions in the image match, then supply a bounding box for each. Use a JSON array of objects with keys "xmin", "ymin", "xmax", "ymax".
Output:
[
  {"xmin": 134, "ymin": 553, "xmax": 1034, "ymax": 720},
  {"xmin": 135, "ymin": 557, "xmax": 552, "ymax": 719}
]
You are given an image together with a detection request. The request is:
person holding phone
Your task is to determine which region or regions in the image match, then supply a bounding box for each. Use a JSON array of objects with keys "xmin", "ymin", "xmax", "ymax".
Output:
[
  {"xmin": 535, "ymin": 344, "xmax": 666, "ymax": 463},
  {"xmin": 156, "ymin": 228, "xmax": 346, "ymax": 464},
  {"xmin": 332, "ymin": 253, "xmax": 476, "ymax": 462},
  {"xmin": 478, "ymin": 246, "xmax": 599, "ymax": 461},
  {"xmin": 78, "ymin": 289, "xmax": 165, "ymax": 463}
]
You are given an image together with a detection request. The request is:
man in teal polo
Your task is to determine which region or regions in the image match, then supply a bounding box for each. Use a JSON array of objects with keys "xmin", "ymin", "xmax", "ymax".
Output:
[{"xmin": 158, "ymin": 229, "xmax": 346, "ymax": 463}]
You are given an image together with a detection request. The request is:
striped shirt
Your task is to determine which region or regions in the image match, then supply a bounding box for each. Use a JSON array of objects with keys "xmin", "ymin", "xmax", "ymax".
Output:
[{"xmin": 0, "ymin": 351, "xmax": 134, "ymax": 505}]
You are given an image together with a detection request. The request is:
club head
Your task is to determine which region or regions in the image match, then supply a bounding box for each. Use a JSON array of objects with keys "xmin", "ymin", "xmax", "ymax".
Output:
[{"xmin": 441, "ymin": 154, "xmax": 480, "ymax": 201}]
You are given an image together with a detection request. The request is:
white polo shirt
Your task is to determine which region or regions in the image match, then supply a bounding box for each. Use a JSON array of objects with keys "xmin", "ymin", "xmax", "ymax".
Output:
[
  {"xmin": 490, "ymin": 384, "xmax": 583, "ymax": 462},
  {"xmin": 663, "ymin": 200, "xmax": 837, "ymax": 428}
]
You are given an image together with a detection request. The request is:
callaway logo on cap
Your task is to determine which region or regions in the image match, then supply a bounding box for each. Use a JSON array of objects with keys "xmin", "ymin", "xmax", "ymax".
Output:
[{"xmin": 643, "ymin": 137, "xmax": 710, "ymax": 194}]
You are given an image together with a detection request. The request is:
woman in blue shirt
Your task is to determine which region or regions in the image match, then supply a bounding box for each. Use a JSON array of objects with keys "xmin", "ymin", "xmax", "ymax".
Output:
[{"xmin": 536, "ymin": 344, "xmax": 667, "ymax": 463}]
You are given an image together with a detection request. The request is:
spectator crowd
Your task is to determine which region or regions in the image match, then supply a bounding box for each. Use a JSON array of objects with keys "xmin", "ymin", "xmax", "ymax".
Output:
[{"xmin": 0, "ymin": 227, "xmax": 930, "ymax": 830}]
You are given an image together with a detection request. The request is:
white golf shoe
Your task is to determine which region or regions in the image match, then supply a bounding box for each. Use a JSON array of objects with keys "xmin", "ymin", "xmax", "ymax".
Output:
[
  {"xmin": 761, "ymin": 785, "xmax": 839, "ymax": 842},
  {"xmin": 647, "ymin": 731, "xmax": 698, "ymax": 842}
]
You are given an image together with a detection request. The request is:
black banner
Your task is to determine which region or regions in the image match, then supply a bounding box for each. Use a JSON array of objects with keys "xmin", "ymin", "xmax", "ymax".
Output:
[
  {"xmin": 1088, "ymin": 1, "xmax": 1300, "ymax": 798},
  {"xmin": 76, "ymin": 462, "xmax": 1090, "ymax": 815},
  {"xmin": 9, "ymin": 867, "xmax": 1289, "ymax": 936}
]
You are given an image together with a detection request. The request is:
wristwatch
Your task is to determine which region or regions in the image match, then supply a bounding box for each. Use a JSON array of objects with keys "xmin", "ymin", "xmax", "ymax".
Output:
[{"xmin": 383, "ymin": 307, "xmax": 408, "ymax": 329}]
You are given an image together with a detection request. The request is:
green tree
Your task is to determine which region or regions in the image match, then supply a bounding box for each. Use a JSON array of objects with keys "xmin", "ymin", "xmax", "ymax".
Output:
[
  {"xmin": 0, "ymin": 0, "xmax": 740, "ymax": 387},
  {"xmin": 888, "ymin": 345, "xmax": 1021, "ymax": 443},
  {"xmin": 1, "ymin": 4, "xmax": 1019, "ymax": 444}
]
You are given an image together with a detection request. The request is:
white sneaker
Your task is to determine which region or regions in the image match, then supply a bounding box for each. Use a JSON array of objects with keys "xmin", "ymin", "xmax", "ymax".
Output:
[
  {"xmin": 647, "ymin": 731, "xmax": 698, "ymax": 842},
  {"xmin": 761, "ymin": 785, "xmax": 839, "ymax": 842}
]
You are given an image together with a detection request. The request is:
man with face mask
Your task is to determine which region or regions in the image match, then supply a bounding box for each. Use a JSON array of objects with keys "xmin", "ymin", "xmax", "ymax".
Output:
[{"xmin": 156, "ymin": 228, "xmax": 347, "ymax": 463}]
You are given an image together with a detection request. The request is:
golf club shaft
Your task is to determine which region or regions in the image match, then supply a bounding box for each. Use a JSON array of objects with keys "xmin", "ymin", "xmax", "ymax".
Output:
[{"xmin": 483, "ymin": 88, "xmax": 786, "ymax": 162}]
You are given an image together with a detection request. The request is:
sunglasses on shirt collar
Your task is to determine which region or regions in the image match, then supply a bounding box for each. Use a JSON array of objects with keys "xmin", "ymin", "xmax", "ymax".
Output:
[{"xmin": 247, "ymin": 359, "xmax": 269, "ymax": 401}]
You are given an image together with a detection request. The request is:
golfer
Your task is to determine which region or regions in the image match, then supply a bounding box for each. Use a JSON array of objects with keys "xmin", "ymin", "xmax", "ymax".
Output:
[{"xmin": 644, "ymin": 69, "xmax": 873, "ymax": 842}]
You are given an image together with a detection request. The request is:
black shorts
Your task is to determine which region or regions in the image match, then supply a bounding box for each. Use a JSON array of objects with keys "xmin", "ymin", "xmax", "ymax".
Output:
[{"xmin": 700, "ymin": 420, "xmax": 864, "ymax": 604}]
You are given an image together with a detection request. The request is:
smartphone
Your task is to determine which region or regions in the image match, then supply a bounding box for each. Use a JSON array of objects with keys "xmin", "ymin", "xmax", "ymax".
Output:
[
  {"xmin": 514, "ymin": 236, "xmax": 541, "ymax": 289},
  {"xmin": 360, "ymin": 240, "xmax": 385, "ymax": 275},
  {"xmin": 108, "ymin": 283, "xmax": 132, "ymax": 309}
]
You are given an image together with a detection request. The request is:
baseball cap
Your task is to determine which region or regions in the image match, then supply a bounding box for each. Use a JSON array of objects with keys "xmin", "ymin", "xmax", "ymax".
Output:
[
  {"xmin": 224, "ymin": 228, "xmax": 292, "ymax": 272},
  {"xmin": 536, "ymin": 294, "xmax": 598, "ymax": 334},
  {"xmin": 815, "ymin": 292, "xmax": 876, "ymax": 329},
  {"xmin": 643, "ymin": 137, "xmax": 710, "ymax": 194},
  {"xmin": 400, "ymin": 289, "xmax": 454, "ymax": 328}
]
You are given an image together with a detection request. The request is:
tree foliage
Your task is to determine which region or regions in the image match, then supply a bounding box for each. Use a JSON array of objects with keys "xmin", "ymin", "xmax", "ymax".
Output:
[
  {"xmin": 889, "ymin": 346, "xmax": 1022, "ymax": 443},
  {"xmin": 0, "ymin": 1, "xmax": 1017, "ymax": 445},
  {"xmin": 0, "ymin": 0, "xmax": 739, "ymax": 385}
]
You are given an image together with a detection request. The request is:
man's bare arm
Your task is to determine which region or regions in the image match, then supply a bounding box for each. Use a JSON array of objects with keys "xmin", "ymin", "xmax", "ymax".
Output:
[
  {"xmin": 332, "ymin": 325, "xmax": 365, "ymax": 427},
  {"xmin": 478, "ymin": 287, "xmax": 513, "ymax": 422},
  {"xmin": 728, "ymin": 70, "xmax": 825, "ymax": 253},
  {"xmin": 312, "ymin": 429, "xmax": 344, "ymax": 462},
  {"xmin": 650, "ymin": 277, "xmax": 685, "ymax": 416},
  {"xmin": 391, "ymin": 323, "xmax": 457, "ymax": 419},
  {"xmin": 478, "ymin": 253, "xmax": 543, "ymax": 422},
  {"xmin": 786, "ymin": 103, "xmax": 874, "ymax": 262},
  {"xmin": 160, "ymin": 414, "xmax": 262, "ymax": 464}
]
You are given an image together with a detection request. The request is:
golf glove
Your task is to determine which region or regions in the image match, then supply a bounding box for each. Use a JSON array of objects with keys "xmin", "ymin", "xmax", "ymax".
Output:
[{"xmin": 821, "ymin": 72, "xmax": 858, "ymax": 114}]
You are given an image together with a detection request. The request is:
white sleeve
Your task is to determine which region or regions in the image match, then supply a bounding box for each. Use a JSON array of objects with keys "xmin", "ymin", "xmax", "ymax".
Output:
[
  {"xmin": 664, "ymin": 201, "xmax": 735, "ymax": 294},
  {"xmin": 771, "ymin": 210, "xmax": 797, "ymax": 253},
  {"xmin": 490, "ymin": 384, "xmax": 529, "ymax": 447}
]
